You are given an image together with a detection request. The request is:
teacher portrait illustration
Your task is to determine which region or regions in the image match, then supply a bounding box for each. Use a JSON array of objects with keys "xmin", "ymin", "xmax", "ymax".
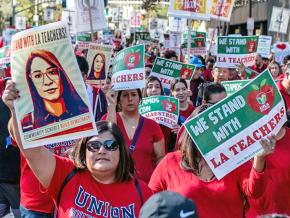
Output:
[
  {"xmin": 87, "ymin": 52, "xmax": 106, "ymax": 80},
  {"xmin": 21, "ymin": 49, "xmax": 89, "ymax": 132}
]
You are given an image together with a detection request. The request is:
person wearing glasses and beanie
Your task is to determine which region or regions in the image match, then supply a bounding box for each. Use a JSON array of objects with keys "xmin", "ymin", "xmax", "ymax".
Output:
[
  {"xmin": 21, "ymin": 49, "xmax": 89, "ymax": 132},
  {"xmin": 2, "ymin": 79, "xmax": 152, "ymax": 217}
]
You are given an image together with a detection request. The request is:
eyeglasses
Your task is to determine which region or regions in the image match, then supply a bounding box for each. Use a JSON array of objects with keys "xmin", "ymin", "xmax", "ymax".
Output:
[
  {"xmin": 29, "ymin": 67, "xmax": 60, "ymax": 83},
  {"xmin": 86, "ymin": 140, "xmax": 119, "ymax": 152}
]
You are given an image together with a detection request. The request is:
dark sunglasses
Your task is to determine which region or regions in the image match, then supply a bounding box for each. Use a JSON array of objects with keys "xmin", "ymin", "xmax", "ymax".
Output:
[{"xmin": 86, "ymin": 140, "xmax": 119, "ymax": 152}]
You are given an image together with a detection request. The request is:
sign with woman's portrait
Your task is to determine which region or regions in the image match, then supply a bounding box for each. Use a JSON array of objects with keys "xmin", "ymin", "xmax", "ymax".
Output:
[
  {"xmin": 86, "ymin": 43, "xmax": 112, "ymax": 85},
  {"xmin": 10, "ymin": 21, "xmax": 98, "ymax": 149}
]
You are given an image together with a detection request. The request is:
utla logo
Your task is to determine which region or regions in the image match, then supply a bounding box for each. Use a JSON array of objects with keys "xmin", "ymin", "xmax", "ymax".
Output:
[
  {"xmin": 180, "ymin": 67, "xmax": 193, "ymax": 79},
  {"xmin": 124, "ymin": 51, "xmax": 141, "ymax": 70},
  {"xmin": 247, "ymin": 79, "xmax": 274, "ymax": 115},
  {"xmin": 246, "ymin": 40, "xmax": 257, "ymax": 53},
  {"xmin": 162, "ymin": 100, "xmax": 177, "ymax": 113}
]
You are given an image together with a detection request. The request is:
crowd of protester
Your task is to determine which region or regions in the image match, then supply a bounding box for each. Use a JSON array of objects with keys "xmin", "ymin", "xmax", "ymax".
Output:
[{"xmin": 0, "ymin": 31, "xmax": 290, "ymax": 218}]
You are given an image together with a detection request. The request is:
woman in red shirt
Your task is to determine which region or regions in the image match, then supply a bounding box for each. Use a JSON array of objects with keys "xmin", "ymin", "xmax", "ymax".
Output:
[
  {"xmin": 143, "ymin": 76, "xmax": 176, "ymax": 153},
  {"xmin": 3, "ymin": 81, "xmax": 152, "ymax": 218},
  {"xmin": 170, "ymin": 78, "xmax": 195, "ymax": 126},
  {"xmin": 104, "ymin": 88, "xmax": 165, "ymax": 183},
  {"xmin": 149, "ymin": 105, "xmax": 277, "ymax": 218}
]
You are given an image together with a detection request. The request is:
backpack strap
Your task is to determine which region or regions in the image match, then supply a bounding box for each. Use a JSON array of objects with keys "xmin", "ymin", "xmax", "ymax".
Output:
[
  {"xmin": 134, "ymin": 179, "xmax": 144, "ymax": 206},
  {"xmin": 129, "ymin": 116, "xmax": 145, "ymax": 154},
  {"xmin": 56, "ymin": 168, "xmax": 79, "ymax": 206}
]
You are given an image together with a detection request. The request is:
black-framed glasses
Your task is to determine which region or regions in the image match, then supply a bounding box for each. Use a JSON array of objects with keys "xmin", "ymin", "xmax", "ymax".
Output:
[{"xmin": 86, "ymin": 140, "xmax": 119, "ymax": 152}]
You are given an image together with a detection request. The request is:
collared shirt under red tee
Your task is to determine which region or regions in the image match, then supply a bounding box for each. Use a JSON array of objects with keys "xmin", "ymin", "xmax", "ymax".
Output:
[
  {"xmin": 48, "ymin": 156, "xmax": 152, "ymax": 218},
  {"xmin": 149, "ymin": 151, "xmax": 267, "ymax": 218},
  {"xmin": 102, "ymin": 113, "xmax": 164, "ymax": 183}
]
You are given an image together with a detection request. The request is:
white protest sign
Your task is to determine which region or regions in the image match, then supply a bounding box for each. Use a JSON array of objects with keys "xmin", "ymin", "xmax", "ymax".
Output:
[
  {"xmin": 111, "ymin": 45, "xmax": 145, "ymax": 90},
  {"xmin": 15, "ymin": 17, "xmax": 26, "ymax": 30},
  {"xmin": 10, "ymin": 21, "xmax": 98, "ymax": 149},
  {"xmin": 269, "ymin": 7, "xmax": 290, "ymax": 34},
  {"xmin": 217, "ymin": 36, "xmax": 258, "ymax": 68},
  {"xmin": 185, "ymin": 70, "xmax": 287, "ymax": 180},
  {"xmin": 74, "ymin": 0, "xmax": 107, "ymax": 32},
  {"xmin": 257, "ymin": 35, "xmax": 272, "ymax": 58}
]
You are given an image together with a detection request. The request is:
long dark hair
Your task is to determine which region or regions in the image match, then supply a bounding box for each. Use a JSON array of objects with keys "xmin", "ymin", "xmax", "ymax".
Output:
[
  {"xmin": 117, "ymin": 89, "xmax": 142, "ymax": 112},
  {"xmin": 26, "ymin": 49, "xmax": 89, "ymax": 127},
  {"xmin": 71, "ymin": 121, "xmax": 135, "ymax": 182},
  {"xmin": 88, "ymin": 53, "xmax": 106, "ymax": 80},
  {"xmin": 142, "ymin": 76, "xmax": 164, "ymax": 97},
  {"xmin": 180, "ymin": 104, "xmax": 212, "ymax": 174}
]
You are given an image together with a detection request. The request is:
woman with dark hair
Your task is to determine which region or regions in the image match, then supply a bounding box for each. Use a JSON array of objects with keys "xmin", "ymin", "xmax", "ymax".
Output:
[
  {"xmin": 149, "ymin": 105, "xmax": 278, "ymax": 218},
  {"xmin": 142, "ymin": 76, "xmax": 175, "ymax": 153},
  {"xmin": 2, "ymin": 83, "xmax": 152, "ymax": 217},
  {"xmin": 22, "ymin": 49, "xmax": 89, "ymax": 132},
  {"xmin": 103, "ymin": 88, "xmax": 165, "ymax": 183},
  {"xmin": 88, "ymin": 53, "xmax": 106, "ymax": 80},
  {"xmin": 170, "ymin": 78, "xmax": 194, "ymax": 126}
]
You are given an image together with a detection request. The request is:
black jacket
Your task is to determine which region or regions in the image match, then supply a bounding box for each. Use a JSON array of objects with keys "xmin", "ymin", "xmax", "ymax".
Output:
[{"xmin": 0, "ymin": 98, "xmax": 20, "ymax": 183}]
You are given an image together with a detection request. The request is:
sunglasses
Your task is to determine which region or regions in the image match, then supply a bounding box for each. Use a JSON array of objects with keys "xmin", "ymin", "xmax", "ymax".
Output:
[{"xmin": 86, "ymin": 140, "xmax": 119, "ymax": 152}]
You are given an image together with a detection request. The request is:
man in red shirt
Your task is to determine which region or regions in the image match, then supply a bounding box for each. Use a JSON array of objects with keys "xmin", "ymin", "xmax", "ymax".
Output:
[{"xmin": 250, "ymin": 54, "xmax": 267, "ymax": 78}]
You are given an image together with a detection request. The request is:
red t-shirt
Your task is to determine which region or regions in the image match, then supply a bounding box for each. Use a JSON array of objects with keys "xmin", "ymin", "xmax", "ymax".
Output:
[
  {"xmin": 246, "ymin": 128, "xmax": 290, "ymax": 217},
  {"xmin": 102, "ymin": 113, "xmax": 164, "ymax": 183},
  {"xmin": 178, "ymin": 104, "xmax": 194, "ymax": 125},
  {"xmin": 20, "ymin": 140, "xmax": 76, "ymax": 213},
  {"xmin": 202, "ymin": 69, "xmax": 213, "ymax": 82},
  {"xmin": 149, "ymin": 152, "xmax": 267, "ymax": 218},
  {"xmin": 48, "ymin": 156, "xmax": 152, "ymax": 218},
  {"xmin": 250, "ymin": 64, "xmax": 267, "ymax": 78},
  {"xmin": 278, "ymin": 80, "xmax": 290, "ymax": 110}
]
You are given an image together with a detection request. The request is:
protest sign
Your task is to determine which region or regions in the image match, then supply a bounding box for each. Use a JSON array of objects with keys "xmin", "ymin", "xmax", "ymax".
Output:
[
  {"xmin": 74, "ymin": 0, "xmax": 107, "ymax": 33},
  {"xmin": 269, "ymin": 7, "xmax": 290, "ymax": 34},
  {"xmin": 169, "ymin": 32, "xmax": 182, "ymax": 49},
  {"xmin": 168, "ymin": 17, "xmax": 187, "ymax": 32},
  {"xmin": 257, "ymin": 35, "xmax": 272, "ymax": 58},
  {"xmin": 184, "ymin": 69, "xmax": 287, "ymax": 179},
  {"xmin": 86, "ymin": 43, "xmax": 112, "ymax": 84},
  {"xmin": 139, "ymin": 96, "xmax": 179, "ymax": 128},
  {"xmin": 182, "ymin": 37, "xmax": 207, "ymax": 55},
  {"xmin": 130, "ymin": 11, "xmax": 141, "ymax": 28},
  {"xmin": 217, "ymin": 36, "xmax": 258, "ymax": 68},
  {"xmin": 10, "ymin": 21, "xmax": 97, "ymax": 149},
  {"xmin": 151, "ymin": 57, "xmax": 195, "ymax": 92},
  {"xmin": 111, "ymin": 8, "xmax": 123, "ymax": 23},
  {"xmin": 210, "ymin": 0, "xmax": 234, "ymax": 22},
  {"xmin": 77, "ymin": 32, "xmax": 92, "ymax": 42},
  {"xmin": 182, "ymin": 31, "xmax": 207, "ymax": 55},
  {"xmin": 221, "ymin": 80, "xmax": 250, "ymax": 96},
  {"xmin": 272, "ymin": 42, "xmax": 290, "ymax": 64},
  {"xmin": 168, "ymin": 0, "xmax": 212, "ymax": 20},
  {"xmin": 0, "ymin": 46, "xmax": 10, "ymax": 69},
  {"xmin": 61, "ymin": 10, "xmax": 76, "ymax": 33},
  {"xmin": 111, "ymin": 44, "xmax": 145, "ymax": 90},
  {"xmin": 135, "ymin": 32, "xmax": 151, "ymax": 41},
  {"xmin": 3, "ymin": 28, "xmax": 17, "ymax": 46},
  {"xmin": 15, "ymin": 17, "xmax": 27, "ymax": 30}
]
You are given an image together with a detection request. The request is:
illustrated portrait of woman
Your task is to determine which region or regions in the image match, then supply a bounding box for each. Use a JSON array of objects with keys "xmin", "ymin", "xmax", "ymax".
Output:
[
  {"xmin": 87, "ymin": 53, "xmax": 106, "ymax": 80},
  {"xmin": 21, "ymin": 49, "xmax": 89, "ymax": 132}
]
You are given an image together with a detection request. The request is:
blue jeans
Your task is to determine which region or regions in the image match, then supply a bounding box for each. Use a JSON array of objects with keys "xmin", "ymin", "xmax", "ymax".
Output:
[{"xmin": 20, "ymin": 205, "xmax": 54, "ymax": 218}]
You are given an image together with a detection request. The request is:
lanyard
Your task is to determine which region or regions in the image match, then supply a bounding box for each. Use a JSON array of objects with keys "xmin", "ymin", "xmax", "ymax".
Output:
[{"xmin": 129, "ymin": 116, "xmax": 144, "ymax": 154}]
